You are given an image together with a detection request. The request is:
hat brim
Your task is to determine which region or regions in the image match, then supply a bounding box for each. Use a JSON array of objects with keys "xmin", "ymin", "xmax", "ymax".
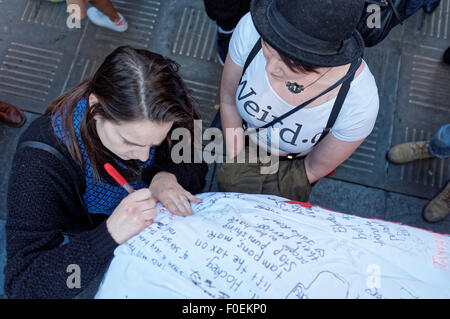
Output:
[{"xmin": 250, "ymin": 0, "xmax": 365, "ymax": 67}]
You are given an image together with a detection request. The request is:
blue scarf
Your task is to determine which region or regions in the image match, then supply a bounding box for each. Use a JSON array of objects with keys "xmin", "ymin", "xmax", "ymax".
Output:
[{"xmin": 53, "ymin": 98, "xmax": 156, "ymax": 215}]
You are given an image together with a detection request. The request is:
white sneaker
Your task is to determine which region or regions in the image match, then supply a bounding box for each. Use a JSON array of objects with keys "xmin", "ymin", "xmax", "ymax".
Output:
[{"xmin": 87, "ymin": 7, "xmax": 128, "ymax": 32}]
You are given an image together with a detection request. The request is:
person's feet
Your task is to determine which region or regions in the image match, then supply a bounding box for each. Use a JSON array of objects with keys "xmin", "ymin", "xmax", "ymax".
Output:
[
  {"xmin": 423, "ymin": 181, "xmax": 450, "ymax": 223},
  {"xmin": 0, "ymin": 101, "xmax": 26, "ymax": 127},
  {"xmin": 423, "ymin": 0, "xmax": 441, "ymax": 14},
  {"xmin": 87, "ymin": 7, "xmax": 128, "ymax": 32},
  {"xmin": 387, "ymin": 141, "xmax": 434, "ymax": 164}
]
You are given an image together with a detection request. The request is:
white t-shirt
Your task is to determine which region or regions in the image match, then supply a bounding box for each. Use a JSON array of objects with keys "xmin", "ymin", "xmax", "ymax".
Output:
[{"xmin": 228, "ymin": 13, "xmax": 380, "ymax": 155}]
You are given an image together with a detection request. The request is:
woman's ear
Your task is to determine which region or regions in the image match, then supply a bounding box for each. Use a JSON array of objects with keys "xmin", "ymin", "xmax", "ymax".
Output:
[
  {"xmin": 88, "ymin": 93, "xmax": 99, "ymax": 108},
  {"xmin": 88, "ymin": 93, "xmax": 100, "ymax": 120},
  {"xmin": 89, "ymin": 94, "xmax": 101, "ymax": 121}
]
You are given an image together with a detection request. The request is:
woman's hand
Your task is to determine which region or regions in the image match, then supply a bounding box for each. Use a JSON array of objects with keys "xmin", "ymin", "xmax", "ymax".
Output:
[
  {"xmin": 149, "ymin": 172, "xmax": 201, "ymax": 217},
  {"xmin": 106, "ymin": 188, "xmax": 158, "ymax": 245}
]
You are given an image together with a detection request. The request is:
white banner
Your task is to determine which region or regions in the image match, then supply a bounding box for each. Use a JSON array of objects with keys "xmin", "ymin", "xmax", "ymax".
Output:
[{"xmin": 96, "ymin": 192, "xmax": 450, "ymax": 299}]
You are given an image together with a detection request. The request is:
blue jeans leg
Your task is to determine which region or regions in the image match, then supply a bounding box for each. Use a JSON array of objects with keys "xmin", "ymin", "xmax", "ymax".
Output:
[{"xmin": 429, "ymin": 124, "xmax": 450, "ymax": 158}]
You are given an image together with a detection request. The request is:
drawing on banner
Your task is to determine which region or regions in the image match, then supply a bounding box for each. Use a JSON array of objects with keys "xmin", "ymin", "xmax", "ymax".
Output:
[{"xmin": 286, "ymin": 271, "xmax": 350, "ymax": 299}]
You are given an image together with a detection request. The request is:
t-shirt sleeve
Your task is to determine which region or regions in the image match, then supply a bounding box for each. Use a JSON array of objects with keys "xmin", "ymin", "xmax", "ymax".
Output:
[
  {"xmin": 228, "ymin": 12, "xmax": 260, "ymax": 67},
  {"xmin": 331, "ymin": 88, "xmax": 380, "ymax": 142}
]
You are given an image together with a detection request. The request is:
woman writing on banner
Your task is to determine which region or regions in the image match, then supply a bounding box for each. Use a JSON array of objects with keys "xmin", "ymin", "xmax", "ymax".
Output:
[
  {"xmin": 5, "ymin": 46, "xmax": 207, "ymax": 298},
  {"xmin": 218, "ymin": 0, "xmax": 379, "ymax": 201}
]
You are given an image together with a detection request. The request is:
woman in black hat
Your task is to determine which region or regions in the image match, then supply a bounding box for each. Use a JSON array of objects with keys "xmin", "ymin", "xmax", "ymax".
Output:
[{"xmin": 218, "ymin": 0, "xmax": 379, "ymax": 202}]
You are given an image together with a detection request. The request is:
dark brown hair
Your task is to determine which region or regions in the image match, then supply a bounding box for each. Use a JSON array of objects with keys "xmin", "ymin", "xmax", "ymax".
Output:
[
  {"xmin": 46, "ymin": 46, "xmax": 198, "ymax": 182},
  {"xmin": 262, "ymin": 39, "xmax": 320, "ymax": 74},
  {"xmin": 279, "ymin": 53, "xmax": 320, "ymax": 74}
]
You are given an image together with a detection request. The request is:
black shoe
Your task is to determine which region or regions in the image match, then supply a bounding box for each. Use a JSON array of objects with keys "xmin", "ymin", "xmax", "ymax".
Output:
[
  {"xmin": 423, "ymin": 0, "xmax": 441, "ymax": 14},
  {"xmin": 216, "ymin": 30, "xmax": 232, "ymax": 66}
]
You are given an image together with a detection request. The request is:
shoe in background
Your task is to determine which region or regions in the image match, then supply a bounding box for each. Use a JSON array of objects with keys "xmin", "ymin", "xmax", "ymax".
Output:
[
  {"xmin": 0, "ymin": 101, "xmax": 26, "ymax": 128},
  {"xmin": 423, "ymin": 181, "xmax": 450, "ymax": 223},
  {"xmin": 87, "ymin": 7, "xmax": 128, "ymax": 32},
  {"xmin": 387, "ymin": 141, "xmax": 434, "ymax": 164}
]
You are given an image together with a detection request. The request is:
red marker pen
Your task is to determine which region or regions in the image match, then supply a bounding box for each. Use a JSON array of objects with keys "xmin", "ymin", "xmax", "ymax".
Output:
[{"xmin": 104, "ymin": 163, "xmax": 135, "ymax": 194}]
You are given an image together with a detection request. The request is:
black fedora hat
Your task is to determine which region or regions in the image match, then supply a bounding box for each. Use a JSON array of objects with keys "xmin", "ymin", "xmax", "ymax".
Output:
[{"xmin": 251, "ymin": 0, "xmax": 365, "ymax": 67}]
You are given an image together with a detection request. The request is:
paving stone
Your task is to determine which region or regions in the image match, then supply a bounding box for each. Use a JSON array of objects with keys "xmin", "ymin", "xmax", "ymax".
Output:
[
  {"xmin": 0, "ymin": 111, "xmax": 40, "ymax": 220},
  {"xmin": 308, "ymin": 177, "xmax": 387, "ymax": 220},
  {"xmin": 385, "ymin": 43, "xmax": 450, "ymax": 199},
  {"xmin": 331, "ymin": 42, "xmax": 401, "ymax": 197},
  {"xmin": 385, "ymin": 191, "xmax": 450, "ymax": 235}
]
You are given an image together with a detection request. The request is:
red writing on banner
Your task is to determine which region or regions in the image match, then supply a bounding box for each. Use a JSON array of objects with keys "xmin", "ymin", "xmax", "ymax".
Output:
[{"xmin": 431, "ymin": 234, "xmax": 449, "ymax": 270}]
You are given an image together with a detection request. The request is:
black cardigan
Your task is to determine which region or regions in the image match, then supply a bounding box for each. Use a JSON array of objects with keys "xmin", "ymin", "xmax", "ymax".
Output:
[{"xmin": 5, "ymin": 115, "xmax": 208, "ymax": 298}]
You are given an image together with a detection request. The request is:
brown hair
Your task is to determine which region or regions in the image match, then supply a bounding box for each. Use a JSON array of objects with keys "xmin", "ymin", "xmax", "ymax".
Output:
[
  {"xmin": 262, "ymin": 39, "xmax": 320, "ymax": 74},
  {"xmin": 279, "ymin": 53, "xmax": 320, "ymax": 74},
  {"xmin": 46, "ymin": 46, "xmax": 198, "ymax": 182}
]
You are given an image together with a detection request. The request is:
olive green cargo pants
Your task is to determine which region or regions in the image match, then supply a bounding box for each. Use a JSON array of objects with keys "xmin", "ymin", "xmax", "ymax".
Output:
[{"xmin": 218, "ymin": 146, "xmax": 313, "ymax": 202}]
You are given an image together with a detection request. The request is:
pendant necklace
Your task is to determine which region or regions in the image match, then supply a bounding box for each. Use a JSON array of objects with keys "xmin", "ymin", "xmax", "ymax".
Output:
[{"xmin": 285, "ymin": 67, "xmax": 333, "ymax": 94}]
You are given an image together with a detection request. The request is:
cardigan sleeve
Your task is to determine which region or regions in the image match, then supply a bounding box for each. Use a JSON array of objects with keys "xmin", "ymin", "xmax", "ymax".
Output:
[
  {"xmin": 142, "ymin": 139, "xmax": 208, "ymax": 195},
  {"xmin": 5, "ymin": 147, "xmax": 118, "ymax": 299}
]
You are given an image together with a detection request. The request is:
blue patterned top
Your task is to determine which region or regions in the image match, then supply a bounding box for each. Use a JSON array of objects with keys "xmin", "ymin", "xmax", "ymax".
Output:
[{"xmin": 53, "ymin": 98, "xmax": 156, "ymax": 215}]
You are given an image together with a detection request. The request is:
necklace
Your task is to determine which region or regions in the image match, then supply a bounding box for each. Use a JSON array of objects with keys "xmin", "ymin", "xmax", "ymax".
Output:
[{"xmin": 285, "ymin": 67, "xmax": 334, "ymax": 94}]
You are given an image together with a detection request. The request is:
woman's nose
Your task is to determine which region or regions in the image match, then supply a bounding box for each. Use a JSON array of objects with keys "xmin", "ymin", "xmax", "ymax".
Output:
[
  {"xmin": 265, "ymin": 57, "xmax": 281, "ymax": 75},
  {"xmin": 136, "ymin": 147, "xmax": 150, "ymax": 162},
  {"xmin": 265, "ymin": 58, "xmax": 276, "ymax": 72}
]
